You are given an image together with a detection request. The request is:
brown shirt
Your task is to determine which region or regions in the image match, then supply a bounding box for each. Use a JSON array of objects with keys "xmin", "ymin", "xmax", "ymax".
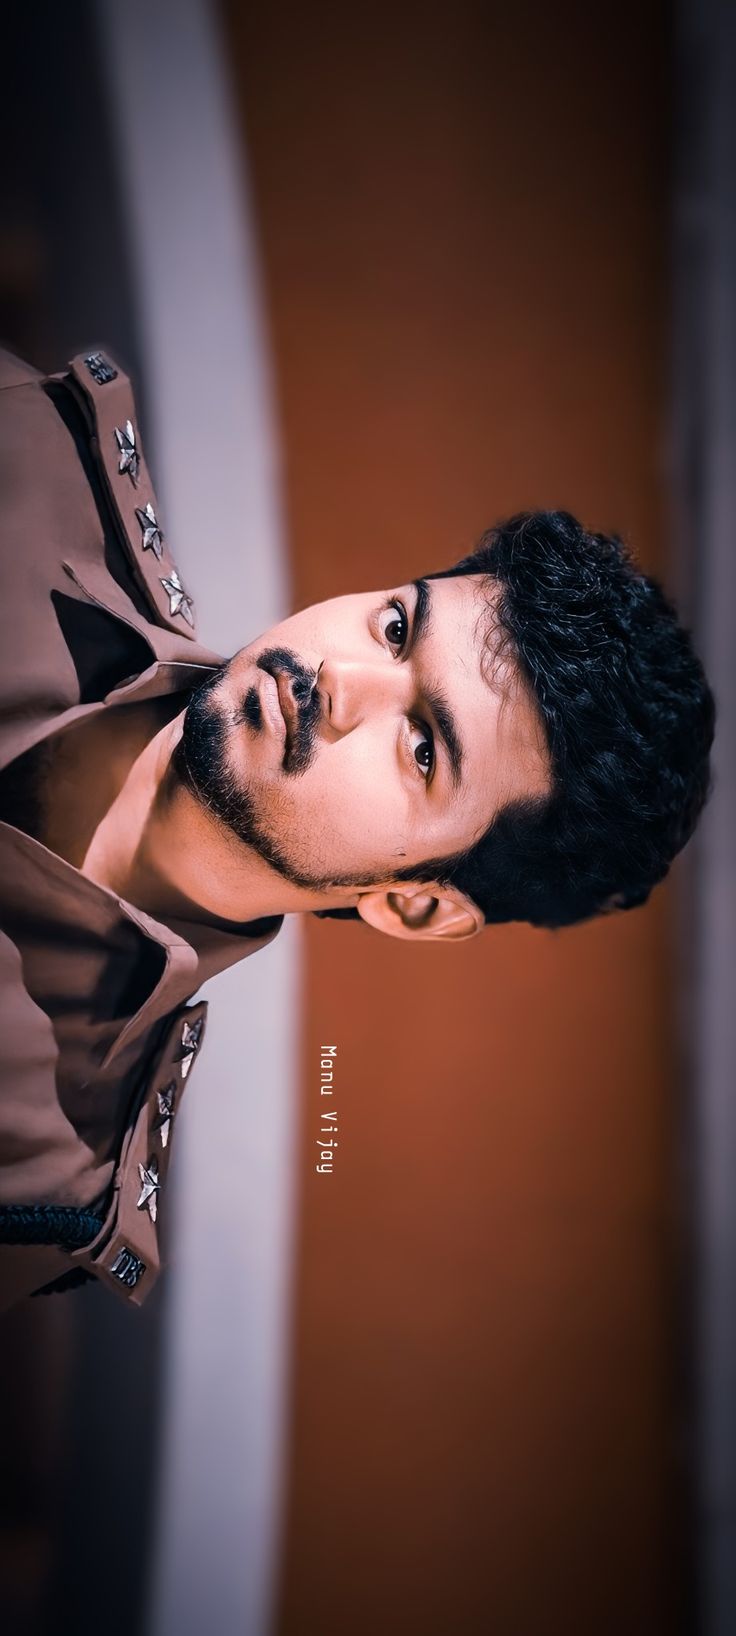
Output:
[{"xmin": 0, "ymin": 347, "xmax": 280, "ymax": 1310}]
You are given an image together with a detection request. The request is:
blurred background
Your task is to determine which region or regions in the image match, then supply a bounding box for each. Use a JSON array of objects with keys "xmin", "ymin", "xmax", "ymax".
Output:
[{"xmin": 1, "ymin": 2, "xmax": 734, "ymax": 1634}]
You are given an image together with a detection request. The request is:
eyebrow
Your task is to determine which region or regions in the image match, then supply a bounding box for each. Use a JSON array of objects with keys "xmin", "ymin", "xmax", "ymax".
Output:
[{"xmin": 411, "ymin": 578, "xmax": 464, "ymax": 791}]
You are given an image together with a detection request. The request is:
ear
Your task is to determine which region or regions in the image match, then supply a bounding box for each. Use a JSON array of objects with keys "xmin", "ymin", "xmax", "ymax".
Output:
[{"xmin": 355, "ymin": 881, "xmax": 484, "ymax": 943}]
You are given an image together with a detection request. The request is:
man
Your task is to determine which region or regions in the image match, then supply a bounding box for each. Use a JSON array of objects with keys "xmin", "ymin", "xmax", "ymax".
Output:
[{"xmin": 0, "ymin": 346, "xmax": 715, "ymax": 1310}]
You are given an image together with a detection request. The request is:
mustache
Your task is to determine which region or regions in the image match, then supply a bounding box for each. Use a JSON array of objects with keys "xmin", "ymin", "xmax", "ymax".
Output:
[{"xmin": 254, "ymin": 647, "xmax": 321, "ymax": 774}]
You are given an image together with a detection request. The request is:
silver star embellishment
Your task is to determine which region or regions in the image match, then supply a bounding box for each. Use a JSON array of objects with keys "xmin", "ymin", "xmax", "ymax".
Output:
[
  {"xmin": 137, "ymin": 1156, "xmax": 160, "ymax": 1223},
  {"xmin": 114, "ymin": 419, "xmax": 140, "ymax": 485},
  {"xmin": 154, "ymin": 1081, "xmax": 176, "ymax": 1149},
  {"xmin": 178, "ymin": 1016, "xmax": 204, "ymax": 1080},
  {"xmin": 160, "ymin": 567, "xmax": 195, "ymax": 627},
  {"xmin": 135, "ymin": 501, "xmax": 164, "ymax": 559}
]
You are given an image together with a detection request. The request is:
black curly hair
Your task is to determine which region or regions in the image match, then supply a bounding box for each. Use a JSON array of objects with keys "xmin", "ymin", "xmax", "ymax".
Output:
[
  {"xmin": 385, "ymin": 508, "xmax": 715, "ymax": 929},
  {"xmin": 320, "ymin": 510, "xmax": 713, "ymax": 929}
]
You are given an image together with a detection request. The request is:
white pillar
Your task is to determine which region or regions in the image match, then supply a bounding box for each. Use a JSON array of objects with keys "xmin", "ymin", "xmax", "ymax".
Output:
[{"xmin": 95, "ymin": 4, "xmax": 299, "ymax": 1632}]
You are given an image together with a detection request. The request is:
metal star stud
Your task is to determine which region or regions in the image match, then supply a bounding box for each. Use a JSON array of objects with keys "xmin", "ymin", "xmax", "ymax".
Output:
[
  {"xmin": 135, "ymin": 501, "xmax": 164, "ymax": 560},
  {"xmin": 154, "ymin": 1081, "xmax": 177, "ymax": 1149},
  {"xmin": 160, "ymin": 567, "xmax": 195, "ymax": 627},
  {"xmin": 114, "ymin": 418, "xmax": 140, "ymax": 485},
  {"xmin": 137, "ymin": 1157, "xmax": 160, "ymax": 1223},
  {"xmin": 178, "ymin": 1016, "xmax": 204, "ymax": 1080}
]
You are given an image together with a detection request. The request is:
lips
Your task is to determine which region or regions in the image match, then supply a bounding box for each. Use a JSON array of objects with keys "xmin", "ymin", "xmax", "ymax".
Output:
[
  {"xmin": 256, "ymin": 668, "xmax": 287, "ymax": 751},
  {"xmin": 257, "ymin": 660, "xmax": 303, "ymax": 762},
  {"xmin": 272, "ymin": 667, "xmax": 301, "ymax": 748},
  {"xmin": 254, "ymin": 648, "xmax": 320, "ymax": 774}
]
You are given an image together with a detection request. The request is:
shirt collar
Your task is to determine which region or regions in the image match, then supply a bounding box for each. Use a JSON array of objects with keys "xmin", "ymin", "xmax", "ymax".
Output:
[{"xmin": 2, "ymin": 556, "xmax": 282, "ymax": 1061}]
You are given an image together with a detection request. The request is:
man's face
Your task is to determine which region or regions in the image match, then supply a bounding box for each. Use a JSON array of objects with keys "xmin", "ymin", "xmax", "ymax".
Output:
[{"xmin": 177, "ymin": 573, "xmax": 550, "ymax": 897}]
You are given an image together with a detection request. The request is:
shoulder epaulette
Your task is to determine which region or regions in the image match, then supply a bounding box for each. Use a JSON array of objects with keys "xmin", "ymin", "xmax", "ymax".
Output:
[{"xmin": 65, "ymin": 350, "xmax": 198, "ymax": 641}]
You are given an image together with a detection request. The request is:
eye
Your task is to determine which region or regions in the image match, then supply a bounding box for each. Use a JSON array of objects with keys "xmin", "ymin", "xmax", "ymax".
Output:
[
  {"xmin": 408, "ymin": 721, "xmax": 434, "ymax": 778},
  {"xmin": 377, "ymin": 598, "xmax": 408, "ymax": 653}
]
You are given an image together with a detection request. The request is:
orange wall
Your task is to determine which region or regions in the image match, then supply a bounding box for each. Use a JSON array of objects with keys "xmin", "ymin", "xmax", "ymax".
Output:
[{"xmin": 223, "ymin": 5, "xmax": 677, "ymax": 1632}]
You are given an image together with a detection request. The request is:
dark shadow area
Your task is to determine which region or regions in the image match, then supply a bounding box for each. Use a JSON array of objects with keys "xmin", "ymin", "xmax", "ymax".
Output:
[{"xmin": 0, "ymin": 6, "xmax": 164, "ymax": 1635}]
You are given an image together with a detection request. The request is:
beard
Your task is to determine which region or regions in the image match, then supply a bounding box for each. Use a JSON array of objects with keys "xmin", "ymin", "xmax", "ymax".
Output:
[{"xmin": 173, "ymin": 652, "xmax": 344, "ymax": 892}]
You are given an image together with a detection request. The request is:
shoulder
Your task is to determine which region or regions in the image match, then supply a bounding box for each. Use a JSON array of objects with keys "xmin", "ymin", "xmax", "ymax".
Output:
[
  {"xmin": 55, "ymin": 350, "xmax": 201, "ymax": 641},
  {"xmin": 0, "ymin": 347, "xmax": 43, "ymax": 392},
  {"xmin": 0, "ymin": 345, "xmax": 201, "ymax": 645}
]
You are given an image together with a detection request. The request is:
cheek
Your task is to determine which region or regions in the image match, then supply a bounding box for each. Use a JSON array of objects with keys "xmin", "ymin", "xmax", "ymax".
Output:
[
  {"xmin": 245, "ymin": 608, "xmax": 326, "ymax": 659},
  {"xmin": 271, "ymin": 737, "xmax": 411, "ymax": 861}
]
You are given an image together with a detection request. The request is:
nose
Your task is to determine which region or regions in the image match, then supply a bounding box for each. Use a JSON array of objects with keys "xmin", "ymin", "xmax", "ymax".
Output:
[{"xmin": 318, "ymin": 655, "xmax": 408, "ymax": 737}]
